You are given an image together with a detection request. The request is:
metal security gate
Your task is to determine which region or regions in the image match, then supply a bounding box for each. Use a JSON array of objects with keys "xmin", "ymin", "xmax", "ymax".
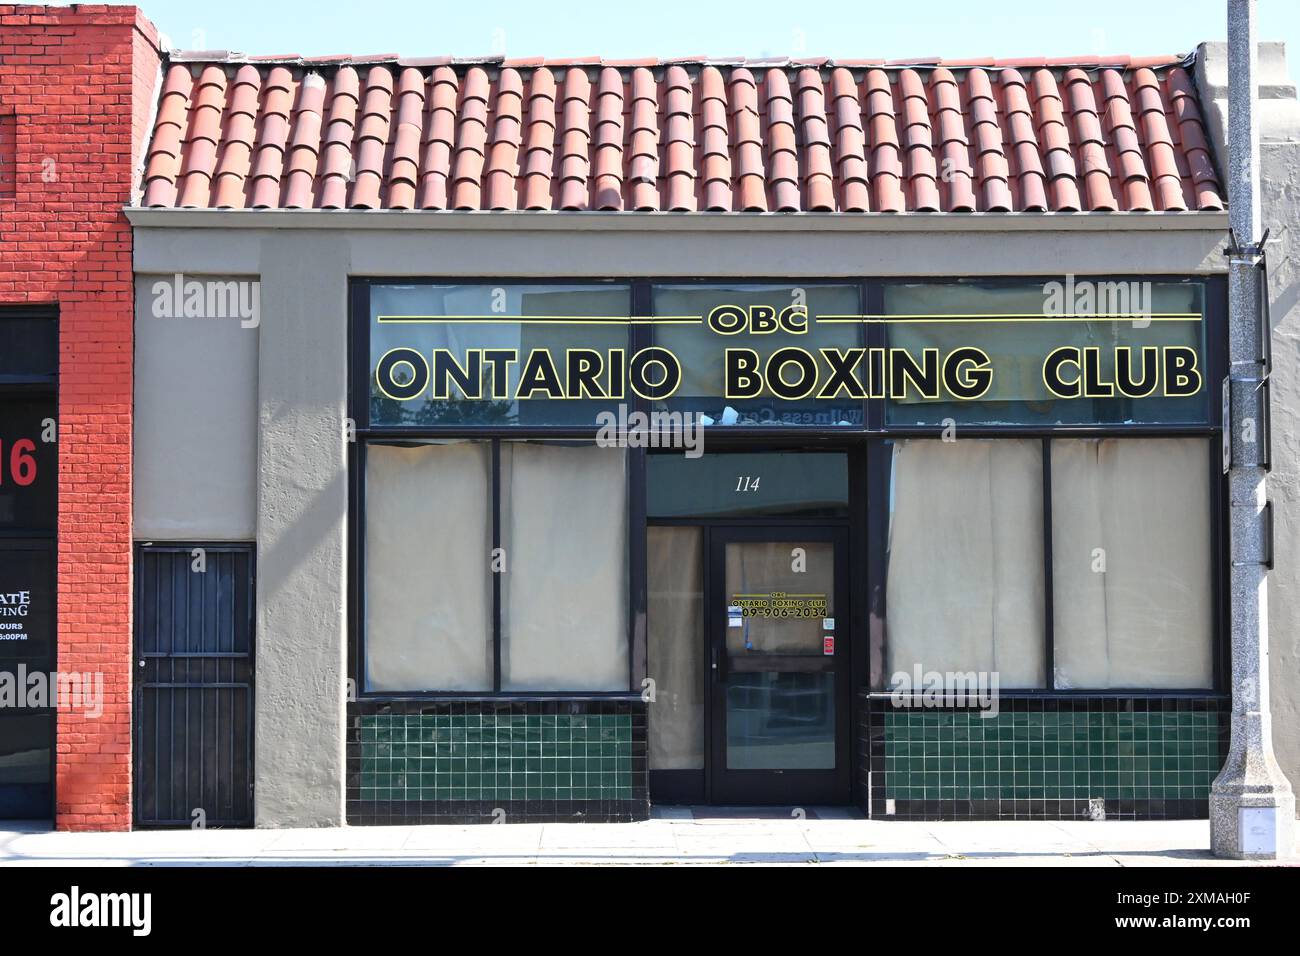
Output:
[{"xmin": 134, "ymin": 544, "xmax": 254, "ymax": 827}]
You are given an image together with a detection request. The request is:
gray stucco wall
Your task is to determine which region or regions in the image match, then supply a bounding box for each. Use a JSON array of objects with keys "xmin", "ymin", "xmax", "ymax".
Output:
[
  {"xmin": 130, "ymin": 210, "xmax": 1231, "ymax": 828},
  {"xmin": 251, "ymin": 235, "xmax": 351, "ymax": 828},
  {"xmin": 133, "ymin": 275, "xmax": 259, "ymax": 540},
  {"xmin": 1199, "ymin": 41, "xmax": 1300, "ymax": 808}
]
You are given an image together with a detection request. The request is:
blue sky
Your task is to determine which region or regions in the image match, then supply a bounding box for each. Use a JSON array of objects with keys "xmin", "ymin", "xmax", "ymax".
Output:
[{"xmin": 114, "ymin": 0, "xmax": 1298, "ymax": 83}]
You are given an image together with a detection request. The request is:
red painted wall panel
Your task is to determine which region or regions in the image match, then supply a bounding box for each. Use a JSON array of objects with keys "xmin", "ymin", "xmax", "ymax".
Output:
[{"xmin": 0, "ymin": 4, "xmax": 161, "ymax": 831}]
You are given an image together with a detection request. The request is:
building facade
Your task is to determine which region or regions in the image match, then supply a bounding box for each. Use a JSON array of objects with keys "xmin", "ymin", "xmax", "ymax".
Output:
[{"xmin": 3, "ymin": 3, "xmax": 1300, "ymax": 829}]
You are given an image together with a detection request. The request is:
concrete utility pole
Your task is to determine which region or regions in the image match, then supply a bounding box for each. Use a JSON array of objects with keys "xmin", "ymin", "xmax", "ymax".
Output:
[{"xmin": 1210, "ymin": 0, "xmax": 1296, "ymax": 860}]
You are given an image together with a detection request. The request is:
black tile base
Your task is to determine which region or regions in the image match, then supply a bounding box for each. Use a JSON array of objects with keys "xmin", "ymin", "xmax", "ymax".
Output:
[
  {"xmin": 859, "ymin": 692, "xmax": 1229, "ymax": 821},
  {"xmin": 347, "ymin": 698, "xmax": 650, "ymax": 825}
]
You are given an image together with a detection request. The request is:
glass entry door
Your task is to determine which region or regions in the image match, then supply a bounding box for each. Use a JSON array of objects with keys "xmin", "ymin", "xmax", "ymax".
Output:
[{"xmin": 708, "ymin": 527, "xmax": 849, "ymax": 805}]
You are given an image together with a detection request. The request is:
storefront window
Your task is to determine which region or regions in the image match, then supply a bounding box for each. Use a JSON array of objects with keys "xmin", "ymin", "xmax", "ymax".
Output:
[
  {"xmin": 368, "ymin": 283, "xmax": 631, "ymax": 427},
  {"xmin": 884, "ymin": 279, "xmax": 1209, "ymax": 426},
  {"xmin": 886, "ymin": 439, "xmax": 1046, "ymax": 688},
  {"xmin": 1050, "ymin": 438, "xmax": 1213, "ymax": 689},
  {"xmin": 884, "ymin": 436, "xmax": 1215, "ymax": 691},
  {"xmin": 362, "ymin": 440, "xmax": 630, "ymax": 694},
  {"xmin": 364, "ymin": 441, "xmax": 493, "ymax": 692},
  {"xmin": 0, "ymin": 311, "xmax": 56, "ymax": 819},
  {"xmin": 500, "ymin": 442, "xmax": 628, "ymax": 691},
  {"xmin": 651, "ymin": 283, "xmax": 863, "ymax": 426},
  {"xmin": 353, "ymin": 279, "xmax": 1222, "ymax": 701}
]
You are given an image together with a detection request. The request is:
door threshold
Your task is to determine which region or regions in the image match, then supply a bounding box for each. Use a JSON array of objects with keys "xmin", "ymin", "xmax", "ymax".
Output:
[{"xmin": 650, "ymin": 805, "xmax": 865, "ymax": 821}]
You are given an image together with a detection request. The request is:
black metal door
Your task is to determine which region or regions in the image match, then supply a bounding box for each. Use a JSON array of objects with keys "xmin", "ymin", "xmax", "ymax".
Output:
[
  {"xmin": 707, "ymin": 526, "xmax": 851, "ymax": 805},
  {"xmin": 134, "ymin": 544, "xmax": 254, "ymax": 827}
]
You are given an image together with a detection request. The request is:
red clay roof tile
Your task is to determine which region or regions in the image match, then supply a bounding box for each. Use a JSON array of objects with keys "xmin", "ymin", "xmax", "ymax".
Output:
[
  {"xmin": 282, "ymin": 74, "xmax": 326, "ymax": 209},
  {"xmin": 213, "ymin": 93, "xmax": 256, "ymax": 209},
  {"xmin": 140, "ymin": 56, "xmax": 1225, "ymax": 214}
]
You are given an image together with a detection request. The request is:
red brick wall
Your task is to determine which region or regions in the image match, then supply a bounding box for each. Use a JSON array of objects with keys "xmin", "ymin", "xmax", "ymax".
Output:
[{"xmin": 0, "ymin": 4, "xmax": 160, "ymax": 830}]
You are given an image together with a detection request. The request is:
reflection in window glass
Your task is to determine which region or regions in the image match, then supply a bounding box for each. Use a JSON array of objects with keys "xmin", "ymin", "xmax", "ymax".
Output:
[
  {"xmin": 652, "ymin": 284, "xmax": 862, "ymax": 426},
  {"xmin": 727, "ymin": 672, "xmax": 835, "ymax": 769},
  {"xmin": 724, "ymin": 540, "xmax": 836, "ymax": 769},
  {"xmin": 0, "ymin": 715, "xmax": 52, "ymax": 785},
  {"xmin": 1050, "ymin": 438, "xmax": 1212, "ymax": 689},
  {"xmin": 369, "ymin": 283, "xmax": 631, "ymax": 426},
  {"xmin": 0, "ymin": 317, "xmax": 57, "ymax": 381},
  {"xmin": 884, "ymin": 280, "xmax": 1208, "ymax": 426},
  {"xmin": 886, "ymin": 439, "xmax": 1046, "ymax": 689}
]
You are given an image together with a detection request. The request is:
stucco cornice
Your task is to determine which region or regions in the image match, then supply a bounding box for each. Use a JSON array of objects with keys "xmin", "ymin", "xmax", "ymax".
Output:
[{"xmin": 125, "ymin": 207, "xmax": 1230, "ymax": 235}]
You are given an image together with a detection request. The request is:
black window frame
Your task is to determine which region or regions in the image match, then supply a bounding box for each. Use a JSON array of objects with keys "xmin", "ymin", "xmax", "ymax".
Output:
[
  {"xmin": 350, "ymin": 280, "xmax": 644, "ymax": 701},
  {"xmin": 877, "ymin": 275, "xmax": 1215, "ymax": 429},
  {"xmin": 356, "ymin": 436, "xmax": 635, "ymax": 697},
  {"xmin": 645, "ymin": 279, "xmax": 867, "ymax": 428},
  {"xmin": 347, "ymin": 275, "xmax": 1228, "ymax": 701},
  {"xmin": 871, "ymin": 433, "xmax": 1226, "ymax": 696}
]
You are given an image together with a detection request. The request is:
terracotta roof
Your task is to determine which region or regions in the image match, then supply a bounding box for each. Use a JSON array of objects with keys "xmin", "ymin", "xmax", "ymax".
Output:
[{"xmin": 139, "ymin": 55, "xmax": 1224, "ymax": 213}]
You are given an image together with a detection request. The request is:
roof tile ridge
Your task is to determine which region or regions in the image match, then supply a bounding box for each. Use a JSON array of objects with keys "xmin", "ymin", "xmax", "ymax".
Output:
[
  {"xmin": 591, "ymin": 67, "xmax": 626, "ymax": 211},
  {"xmin": 557, "ymin": 67, "xmax": 594, "ymax": 210},
  {"xmin": 520, "ymin": 67, "xmax": 558, "ymax": 210},
  {"xmin": 996, "ymin": 67, "xmax": 1047, "ymax": 211},
  {"xmin": 863, "ymin": 68, "xmax": 903, "ymax": 212},
  {"xmin": 318, "ymin": 65, "xmax": 361, "ymax": 209},
  {"xmin": 141, "ymin": 63, "xmax": 194, "ymax": 207},
  {"xmin": 1061, "ymin": 67, "xmax": 1118, "ymax": 210},
  {"xmin": 1029, "ymin": 68, "xmax": 1081, "ymax": 212},
  {"xmin": 796, "ymin": 67, "xmax": 836, "ymax": 211},
  {"xmin": 386, "ymin": 67, "xmax": 428, "ymax": 210},
  {"xmin": 450, "ymin": 66, "xmax": 490, "ymax": 210},
  {"xmin": 828, "ymin": 67, "xmax": 869, "ymax": 212},
  {"xmin": 663, "ymin": 64, "xmax": 697, "ymax": 211},
  {"xmin": 898, "ymin": 68, "xmax": 938, "ymax": 211},
  {"xmin": 627, "ymin": 67, "xmax": 661, "ymax": 211},
  {"xmin": 177, "ymin": 63, "xmax": 228, "ymax": 208},
  {"xmin": 966, "ymin": 68, "xmax": 1012, "ymax": 211},
  {"xmin": 348, "ymin": 65, "xmax": 395, "ymax": 209}
]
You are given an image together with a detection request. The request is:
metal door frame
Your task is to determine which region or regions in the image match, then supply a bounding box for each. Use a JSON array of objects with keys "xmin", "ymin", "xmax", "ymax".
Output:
[
  {"xmin": 132, "ymin": 542, "xmax": 255, "ymax": 828},
  {"xmin": 705, "ymin": 524, "xmax": 852, "ymax": 806}
]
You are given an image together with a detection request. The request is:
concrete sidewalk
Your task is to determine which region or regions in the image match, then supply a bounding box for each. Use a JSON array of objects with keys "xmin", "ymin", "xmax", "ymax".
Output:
[{"xmin": 1, "ymin": 809, "xmax": 1294, "ymax": 866}]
